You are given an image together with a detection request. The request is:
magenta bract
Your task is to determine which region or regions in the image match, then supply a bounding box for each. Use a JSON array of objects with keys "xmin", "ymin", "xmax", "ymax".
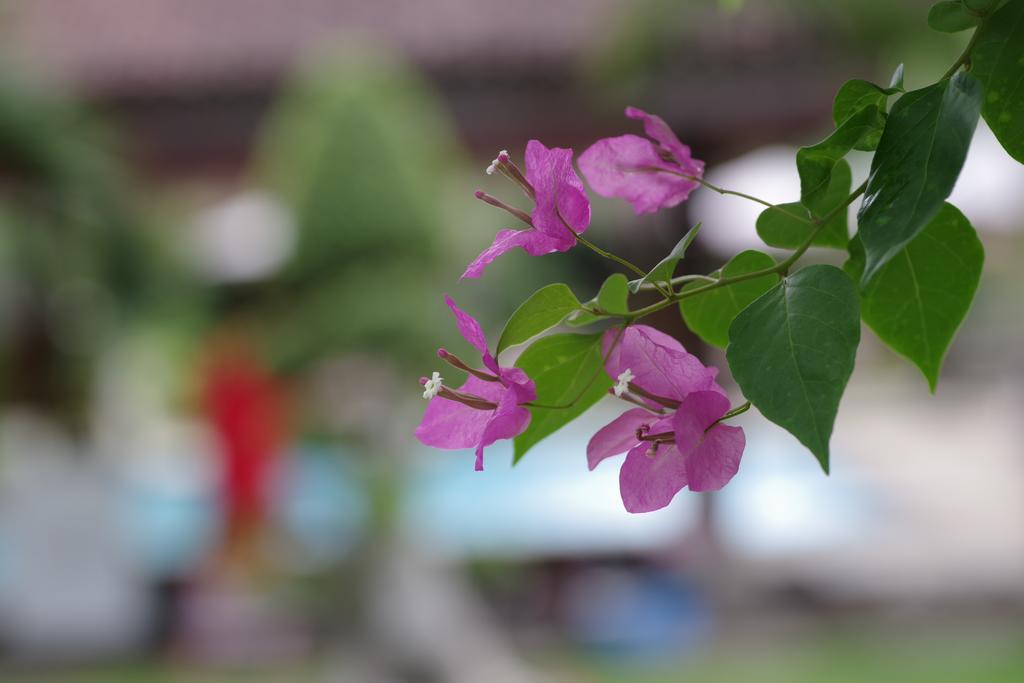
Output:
[
  {"xmin": 415, "ymin": 296, "xmax": 536, "ymax": 470},
  {"xmin": 462, "ymin": 140, "xmax": 591, "ymax": 279},
  {"xmin": 578, "ymin": 107, "xmax": 705, "ymax": 215},
  {"xmin": 587, "ymin": 325, "xmax": 744, "ymax": 513}
]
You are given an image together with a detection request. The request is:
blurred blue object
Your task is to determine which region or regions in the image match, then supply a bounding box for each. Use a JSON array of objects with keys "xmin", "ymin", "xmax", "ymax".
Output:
[
  {"xmin": 715, "ymin": 420, "xmax": 877, "ymax": 558},
  {"xmin": 403, "ymin": 403, "xmax": 699, "ymax": 559},
  {"xmin": 119, "ymin": 445, "xmax": 220, "ymax": 579},
  {"xmin": 273, "ymin": 444, "xmax": 368, "ymax": 571},
  {"xmin": 564, "ymin": 567, "xmax": 711, "ymax": 659}
]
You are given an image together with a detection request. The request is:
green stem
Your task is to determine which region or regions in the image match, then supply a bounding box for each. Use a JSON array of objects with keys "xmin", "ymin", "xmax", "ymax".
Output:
[
  {"xmin": 708, "ymin": 401, "xmax": 751, "ymax": 431},
  {"xmin": 556, "ymin": 209, "xmax": 673, "ymax": 299},
  {"xmin": 571, "ymin": 229, "xmax": 675, "ymax": 300},
  {"xmin": 941, "ymin": 24, "xmax": 982, "ymax": 80},
  {"xmin": 573, "ymin": 231, "xmax": 647, "ymax": 279},
  {"xmin": 637, "ymin": 273, "xmax": 718, "ymax": 293},
  {"xmin": 665, "ymin": 171, "xmax": 813, "ymax": 225},
  {"xmin": 628, "ymin": 180, "xmax": 868, "ymax": 320}
]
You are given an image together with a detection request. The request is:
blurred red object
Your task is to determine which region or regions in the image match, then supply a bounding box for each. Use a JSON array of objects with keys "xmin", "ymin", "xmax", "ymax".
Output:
[{"xmin": 201, "ymin": 334, "xmax": 288, "ymax": 553}]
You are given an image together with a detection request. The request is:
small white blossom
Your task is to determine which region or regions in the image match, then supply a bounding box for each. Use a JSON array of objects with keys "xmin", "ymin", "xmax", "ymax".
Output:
[
  {"xmin": 422, "ymin": 371, "xmax": 443, "ymax": 399},
  {"xmin": 613, "ymin": 368, "xmax": 634, "ymax": 397}
]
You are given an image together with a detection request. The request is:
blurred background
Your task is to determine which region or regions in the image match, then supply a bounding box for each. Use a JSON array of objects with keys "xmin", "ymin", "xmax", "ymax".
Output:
[{"xmin": 0, "ymin": 0, "xmax": 1022, "ymax": 681}]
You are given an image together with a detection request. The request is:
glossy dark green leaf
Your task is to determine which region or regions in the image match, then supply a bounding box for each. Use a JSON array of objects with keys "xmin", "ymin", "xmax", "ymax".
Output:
[
  {"xmin": 844, "ymin": 203, "xmax": 983, "ymax": 392},
  {"xmin": 513, "ymin": 333, "xmax": 611, "ymax": 462},
  {"xmin": 757, "ymin": 160, "xmax": 852, "ymax": 250},
  {"xmin": 928, "ymin": 1, "xmax": 982, "ymax": 32},
  {"xmin": 797, "ymin": 105, "xmax": 883, "ymax": 206},
  {"xmin": 679, "ymin": 250, "xmax": 779, "ymax": 348},
  {"xmin": 971, "ymin": 0, "xmax": 1024, "ymax": 164},
  {"xmin": 627, "ymin": 223, "xmax": 702, "ymax": 294},
  {"xmin": 726, "ymin": 265, "xmax": 860, "ymax": 472},
  {"xmin": 497, "ymin": 283, "xmax": 581, "ymax": 354},
  {"xmin": 857, "ymin": 71, "xmax": 982, "ymax": 285},
  {"xmin": 597, "ymin": 273, "xmax": 631, "ymax": 315}
]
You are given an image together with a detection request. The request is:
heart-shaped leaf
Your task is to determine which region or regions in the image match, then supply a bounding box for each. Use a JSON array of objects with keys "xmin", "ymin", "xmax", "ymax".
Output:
[
  {"xmin": 845, "ymin": 203, "xmax": 984, "ymax": 391},
  {"xmin": 727, "ymin": 265, "xmax": 860, "ymax": 472}
]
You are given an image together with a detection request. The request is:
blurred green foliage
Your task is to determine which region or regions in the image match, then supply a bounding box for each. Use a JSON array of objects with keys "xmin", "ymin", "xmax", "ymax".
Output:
[
  {"xmin": 251, "ymin": 46, "xmax": 467, "ymax": 373},
  {"xmin": 0, "ymin": 77, "xmax": 180, "ymax": 426},
  {"xmin": 585, "ymin": 0, "xmax": 966, "ymax": 103}
]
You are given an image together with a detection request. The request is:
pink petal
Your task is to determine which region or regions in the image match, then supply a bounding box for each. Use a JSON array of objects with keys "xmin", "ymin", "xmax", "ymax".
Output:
[
  {"xmin": 444, "ymin": 295, "xmax": 489, "ymax": 357},
  {"xmin": 688, "ymin": 423, "xmax": 744, "ymax": 492},
  {"xmin": 603, "ymin": 326, "xmax": 722, "ymax": 403},
  {"xmin": 625, "ymin": 107, "xmax": 703, "ymax": 174},
  {"xmin": 415, "ymin": 375, "xmax": 505, "ymax": 450},
  {"xmin": 586, "ymin": 408, "xmax": 655, "ymax": 470},
  {"xmin": 524, "ymin": 139, "xmax": 591, "ymax": 242},
  {"xmin": 672, "ymin": 390, "xmax": 745, "ymax": 492},
  {"xmin": 461, "ymin": 228, "xmax": 568, "ymax": 279},
  {"xmin": 578, "ymin": 134, "xmax": 700, "ymax": 215},
  {"xmin": 474, "ymin": 389, "xmax": 532, "ymax": 471},
  {"xmin": 619, "ymin": 440, "xmax": 689, "ymax": 514},
  {"xmin": 498, "ymin": 366, "xmax": 538, "ymax": 404}
]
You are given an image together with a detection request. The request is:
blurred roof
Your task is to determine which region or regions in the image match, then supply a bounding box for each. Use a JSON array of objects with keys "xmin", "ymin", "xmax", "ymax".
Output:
[
  {"xmin": 4, "ymin": 1, "xmax": 851, "ymax": 176},
  {"xmin": 6, "ymin": 0, "xmax": 621, "ymax": 94}
]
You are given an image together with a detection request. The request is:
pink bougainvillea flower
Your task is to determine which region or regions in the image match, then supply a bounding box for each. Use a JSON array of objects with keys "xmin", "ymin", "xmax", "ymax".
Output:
[
  {"xmin": 587, "ymin": 325, "xmax": 744, "ymax": 513},
  {"xmin": 578, "ymin": 106, "xmax": 705, "ymax": 215},
  {"xmin": 462, "ymin": 140, "xmax": 591, "ymax": 279},
  {"xmin": 415, "ymin": 295, "xmax": 536, "ymax": 470}
]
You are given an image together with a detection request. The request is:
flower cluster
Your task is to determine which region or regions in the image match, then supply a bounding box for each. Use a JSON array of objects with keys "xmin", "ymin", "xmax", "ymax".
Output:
[
  {"xmin": 416, "ymin": 108, "xmax": 745, "ymax": 512},
  {"xmin": 588, "ymin": 326, "xmax": 744, "ymax": 512}
]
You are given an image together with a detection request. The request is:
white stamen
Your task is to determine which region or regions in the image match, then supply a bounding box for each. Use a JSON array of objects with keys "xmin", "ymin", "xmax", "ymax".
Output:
[
  {"xmin": 485, "ymin": 150, "xmax": 509, "ymax": 175},
  {"xmin": 422, "ymin": 371, "xmax": 443, "ymax": 399},
  {"xmin": 614, "ymin": 368, "xmax": 634, "ymax": 397}
]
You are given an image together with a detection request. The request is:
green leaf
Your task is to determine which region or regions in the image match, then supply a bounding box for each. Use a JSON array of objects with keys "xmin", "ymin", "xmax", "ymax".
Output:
[
  {"xmin": 857, "ymin": 71, "xmax": 982, "ymax": 285},
  {"xmin": 597, "ymin": 273, "xmax": 631, "ymax": 315},
  {"xmin": 797, "ymin": 105, "xmax": 883, "ymax": 206},
  {"xmin": 679, "ymin": 250, "xmax": 779, "ymax": 348},
  {"xmin": 513, "ymin": 333, "xmax": 612, "ymax": 462},
  {"xmin": 832, "ymin": 79, "xmax": 887, "ymax": 141},
  {"xmin": 889, "ymin": 63, "xmax": 906, "ymax": 92},
  {"xmin": 627, "ymin": 223, "xmax": 702, "ymax": 294},
  {"xmin": 844, "ymin": 203, "xmax": 983, "ymax": 392},
  {"xmin": 928, "ymin": 1, "xmax": 981, "ymax": 32},
  {"xmin": 497, "ymin": 283, "xmax": 581, "ymax": 354},
  {"xmin": 756, "ymin": 202, "xmax": 813, "ymax": 249},
  {"xmin": 757, "ymin": 159, "xmax": 853, "ymax": 250},
  {"xmin": 726, "ymin": 265, "xmax": 860, "ymax": 472},
  {"xmin": 971, "ymin": 0, "xmax": 1024, "ymax": 164}
]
